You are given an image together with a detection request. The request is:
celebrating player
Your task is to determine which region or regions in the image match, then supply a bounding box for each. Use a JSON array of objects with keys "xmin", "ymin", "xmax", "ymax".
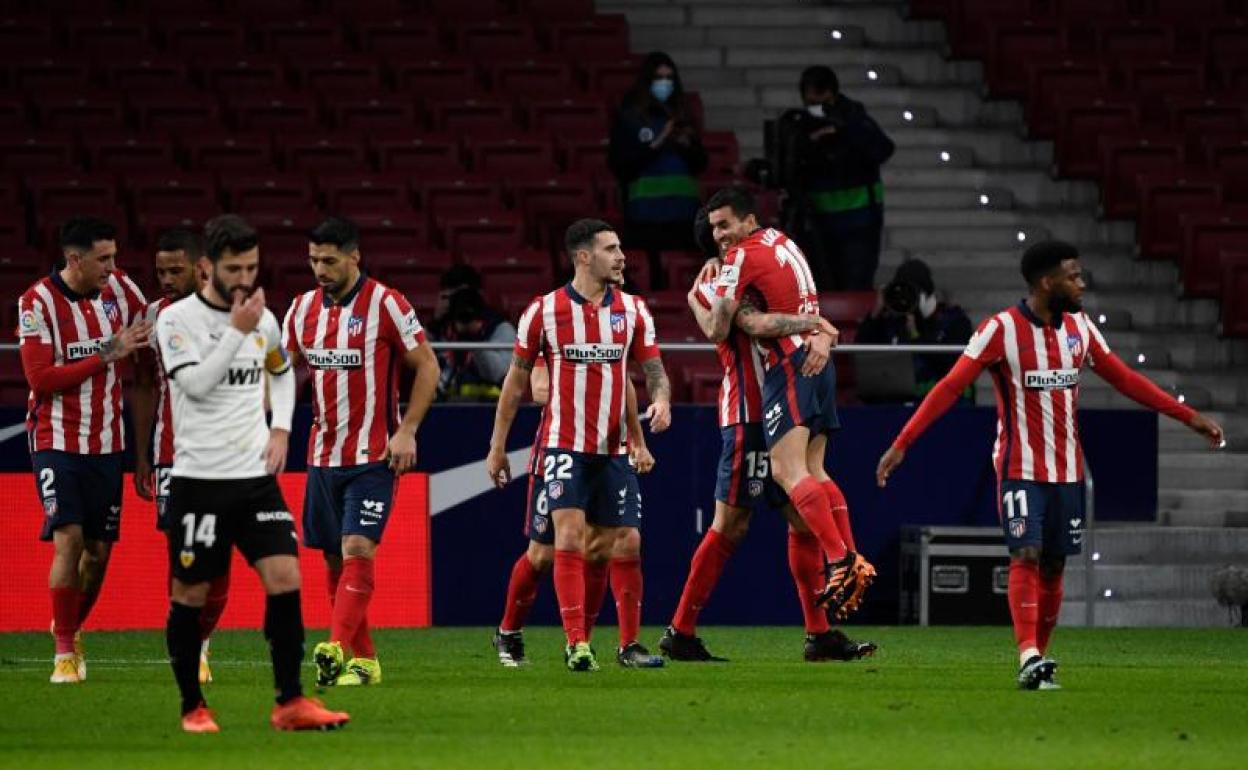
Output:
[
  {"xmin": 156, "ymin": 214, "xmax": 348, "ymax": 732},
  {"xmin": 661, "ymin": 208, "xmax": 875, "ymax": 662},
  {"xmin": 493, "ymin": 360, "xmax": 659, "ymax": 667},
  {"xmin": 704, "ymin": 188, "xmax": 875, "ymax": 619},
  {"xmin": 133, "ymin": 229, "xmax": 227, "ymax": 686},
  {"xmin": 282, "ymin": 216, "xmax": 439, "ymax": 688},
  {"xmin": 486, "ymin": 218, "xmax": 672, "ymax": 672},
  {"xmin": 17, "ymin": 216, "xmax": 149, "ymax": 684},
  {"xmin": 876, "ymin": 240, "xmax": 1225, "ymax": 689}
]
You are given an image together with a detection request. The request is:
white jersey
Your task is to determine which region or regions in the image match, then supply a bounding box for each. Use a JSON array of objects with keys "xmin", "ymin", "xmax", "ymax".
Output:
[{"xmin": 156, "ymin": 293, "xmax": 291, "ymax": 479}]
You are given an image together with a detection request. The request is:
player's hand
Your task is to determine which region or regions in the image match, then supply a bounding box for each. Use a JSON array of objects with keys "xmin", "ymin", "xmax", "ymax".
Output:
[
  {"xmin": 486, "ymin": 445, "xmax": 511, "ymax": 488},
  {"xmin": 134, "ymin": 457, "xmax": 155, "ymax": 501},
  {"xmin": 264, "ymin": 429, "xmax": 289, "ymax": 475},
  {"xmin": 230, "ymin": 287, "xmax": 266, "ymax": 334},
  {"xmin": 1190, "ymin": 413, "xmax": 1227, "ymax": 450},
  {"xmin": 876, "ymin": 445, "xmax": 905, "ymax": 488},
  {"xmin": 645, "ymin": 399, "xmax": 671, "ymax": 433},
  {"xmin": 385, "ymin": 430, "xmax": 417, "ymax": 475},
  {"xmin": 650, "ymin": 120, "xmax": 674, "ymax": 149},
  {"xmin": 101, "ymin": 319, "xmax": 152, "ymax": 363},
  {"xmin": 802, "ymin": 329, "xmax": 832, "ymax": 377},
  {"xmin": 631, "ymin": 444, "xmax": 656, "ymax": 474}
]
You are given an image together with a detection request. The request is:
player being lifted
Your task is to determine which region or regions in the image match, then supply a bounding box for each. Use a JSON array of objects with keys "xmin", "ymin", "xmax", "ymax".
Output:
[
  {"xmin": 877, "ymin": 240, "xmax": 1224, "ymax": 689},
  {"xmin": 487, "ymin": 219, "xmax": 672, "ymax": 672},
  {"xmin": 133, "ymin": 229, "xmax": 227, "ymax": 686},
  {"xmin": 156, "ymin": 215, "xmax": 348, "ymax": 732},
  {"xmin": 661, "ymin": 208, "xmax": 876, "ymax": 663},
  {"xmin": 18, "ymin": 216, "xmax": 149, "ymax": 684},
  {"xmin": 492, "ymin": 361, "xmax": 660, "ymax": 667},
  {"xmin": 704, "ymin": 188, "xmax": 875, "ymax": 619},
  {"xmin": 282, "ymin": 216, "xmax": 439, "ymax": 688}
]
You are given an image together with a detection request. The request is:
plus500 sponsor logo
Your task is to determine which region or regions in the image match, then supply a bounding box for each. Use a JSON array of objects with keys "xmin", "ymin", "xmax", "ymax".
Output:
[
  {"xmin": 561, "ymin": 343, "xmax": 624, "ymax": 363},
  {"xmin": 66, "ymin": 337, "xmax": 107, "ymax": 360},
  {"xmin": 306, "ymin": 348, "xmax": 363, "ymax": 369},
  {"xmin": 1024, "ymin": 368, "xmax": 1080, "ymax": 390}
]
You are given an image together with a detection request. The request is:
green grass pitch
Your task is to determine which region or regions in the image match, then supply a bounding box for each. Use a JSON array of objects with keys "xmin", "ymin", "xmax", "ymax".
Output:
[{"xmin": 1, "ymin": 626, "xmax": 1246, "ymax": 769}]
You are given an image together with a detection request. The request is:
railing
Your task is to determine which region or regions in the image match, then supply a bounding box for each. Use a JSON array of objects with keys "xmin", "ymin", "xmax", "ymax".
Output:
[{"xmin": 0, "ymin": 342, "xmax": 969, "ymax": 353}]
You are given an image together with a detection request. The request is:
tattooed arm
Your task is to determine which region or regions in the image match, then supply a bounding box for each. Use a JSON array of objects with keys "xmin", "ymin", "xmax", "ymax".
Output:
[
  {"xmin": 733, "ymin": 302, "xmax": 823, "ymax": 338},
  {"xmin": 486, "ymin": 354, "xmax": 535, "ymax": 488},
  {"xmin": 641, "ymin": 357, "xmax": 672, "ymax": 432}
]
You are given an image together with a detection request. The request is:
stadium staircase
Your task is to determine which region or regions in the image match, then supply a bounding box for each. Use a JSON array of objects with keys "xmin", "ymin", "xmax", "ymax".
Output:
[{"xmin": 603, "ymin": 0, "xmax": 1248, "ymax": 626}]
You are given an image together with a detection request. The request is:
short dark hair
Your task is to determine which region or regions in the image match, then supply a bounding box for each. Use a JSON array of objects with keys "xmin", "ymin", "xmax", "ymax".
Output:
[
  {"xmin": 799, "ymin": 65, "xmax": 839, "ymax": 96},
  {"xmin": 693, "ymin": 207, "xmax": 718, "ymax": 259},
  {"xmin": 203, "ymin": 214, "xmax": 259, "ymax": 261},
  {"xmin": 59, "ymin": 216, "xmax": 117, "ymax": 253},
  {"xmin": 440, "ymin": 263, "xmax": 482, "ymax": 291},
  {"xmin": 1020, "ymin": 240, "xmax": 1080, "ymax": 286},
  {"xmin": 308, "ymin": 216, "xmax": 360, "ymax": 253},
  {"xmin": 564, "ymin": 218, "xmax": 615, "ymax": 257},
  {"xmin": 704, "ymin": 186, "xmax": 757, "ymax": 221},
  {"xmin": 155, "ymin": 228, "xmax": 202, "ymax": 259}
]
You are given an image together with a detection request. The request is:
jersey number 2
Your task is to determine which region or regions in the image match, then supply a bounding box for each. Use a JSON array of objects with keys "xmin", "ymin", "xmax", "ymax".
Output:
[{"xmin": 543, "ymin": 454, "xmax": 572, "ymax": 482}]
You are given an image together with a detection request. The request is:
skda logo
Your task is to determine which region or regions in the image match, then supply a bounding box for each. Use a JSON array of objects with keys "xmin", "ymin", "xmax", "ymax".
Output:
[{"xmin": 224, "ymin": 365, "xmax": 263, "ymax": 386}]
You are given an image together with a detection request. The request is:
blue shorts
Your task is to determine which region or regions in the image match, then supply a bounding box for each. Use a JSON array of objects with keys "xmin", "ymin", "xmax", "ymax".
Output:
[
  {"xmin": 761, "ymin": 348, "xmax": 839, "ymax": 449},
  {"xmin": 33, "ymin": 451, "xmax": 122, "ymax": 543},
  {"xmin": 155, "ymin": 465, "xmax": 173, "ymax": 531},
  {"xmin": 524, "ymin": 473, "xmax": 554, "ymax": 546},
  {"xmin": 303, "ymin": 462, "xmax": 397, "ymax": 554},
  {"xmin": 541, "ymin": 449, "xmax": 642, "ymax": 530},
  {"xmin": 715, "ymin": 423, "xmax": 787, "ymax": 509},
  {"xmin": 999, "ymin": 480, "xmax": 1085, "ymax": 556}
]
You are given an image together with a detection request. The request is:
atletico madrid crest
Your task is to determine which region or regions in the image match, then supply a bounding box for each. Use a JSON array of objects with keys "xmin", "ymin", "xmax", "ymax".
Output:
[
  {"xmin": 610, "ymin": 313, "xmax": 626, "ymax": 335},
  {"xmin": 102, "ymin": 300, "xmax": 120, "ymax": 325},
  {"xmin": 1008, "ymin": 518, "xmax": 1026, "ymax": 539},
  {"xmin": 348, "ymin": 315, "xmax": 365, "ymax": 336}
]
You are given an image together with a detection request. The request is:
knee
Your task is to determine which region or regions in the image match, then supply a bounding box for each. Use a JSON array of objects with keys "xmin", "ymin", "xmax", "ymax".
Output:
[
  {"xmin": 713, "ymin": 509, "xmax": 750, "ymax": 544},
  {"xmin": 54, "ymin": 532, "xmax": 85, "ymax": 559},
  {"xmin": 171, "ymin": 579, "xmax": 210, "ymax": 607},
  {"xmin": 1011, "ymin": 547, "xmax": 1041, "ymax": 565},
  {"xmin": 1039, "ymin": 557, "xmax": 1066, "ymax": 580},
  {"xmin": 612, "ymin": 528, "xmax": 641, "ymax": 559},
  {"xmin": 341, "ymin": 535, "xmax": 376, "ymax": 560},
  {"xmin": 770, "ymin": 461, "xmax": 802, "ymax": 492},
  {"xmin": 584, "ymin": 533, "xmax": 613, "ymax": 564},
  {"xmin": 527, "ymin": 543, "xmax": 554, "ymax": 574},
  {"xmin": 553, "ymin": 517, "xmax": 584, "ymax": 550},
  {"xmin": 260, "ymin": 557, "xmax": 302, "ymax": 594}
]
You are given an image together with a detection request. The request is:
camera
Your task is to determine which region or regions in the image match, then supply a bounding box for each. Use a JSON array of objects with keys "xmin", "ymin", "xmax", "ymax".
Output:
[{"xmin": 883, "ymin": 279, "xmax": 919, "ymax": 315}]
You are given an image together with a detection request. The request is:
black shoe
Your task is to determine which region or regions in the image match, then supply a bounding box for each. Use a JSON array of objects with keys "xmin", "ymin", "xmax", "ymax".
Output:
[
  {"xmin": 617, "ymin": 641, "xmax": 665, "ymax": 668},
  {"xmin": 803, "ymin": 629, "xmax": 878, "ymax": 662},
  {"xmin": 1017, "ymin": 655, "xmax": 1057, "ymax": 690},
  {"xmin": 493, "ymin": 629, "xmax": 528, "ymax": 668},
  {"xmin": 657, "ymin": 626, "xmax": 728, "ymax": 662}
]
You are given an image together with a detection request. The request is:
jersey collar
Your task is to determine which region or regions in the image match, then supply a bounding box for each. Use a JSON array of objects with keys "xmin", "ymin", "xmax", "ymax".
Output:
[
  {"xmin": 50, "ymin": 269, "xmax": 100, "ymax": 301},
  {"xmin": 196, "ymin": 290, "xmax": 231, "ymax": 313},
  {"xmin": 321, "ymin": 272, "xmax": 367, "ymax": 308},
  {"xmin": 564, "ymin": 282, "xmax": 614, "ymax": 307},
  {"xmin": 1017, "ymin": 299, "xmax": 1064, "ymax": 329}
]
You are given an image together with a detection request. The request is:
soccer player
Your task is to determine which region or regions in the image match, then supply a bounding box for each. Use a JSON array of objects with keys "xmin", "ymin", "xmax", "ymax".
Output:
[
  {"xmin": 133, "ymin": 228, "xmax": 227, "ymax": 686},
  {"xmin": 486, "ymin": 218, "xmax": 673, "ymax": 672},
  {"xmin": 493, "ymin": 359, "xmax": 659, "ymax": 667},
  {"xmin": 876, "ymin": 240, "xmax": 1225, "ymax": 689},
  {"xmin": 156, "ymin": 214, "xmax": 348, "ymax": 732},
  {"xmin": 704, "ymin": 188, "xmax": 875, "ymax": 618},
  {"xmin": 282, "ymin": 216, "xmax": 439, "ymax": 688},
  {"xmin": 661, "ymin": 209, "xmax": 876, "ymax": 663},
  {"xmin": 17, "ymin": 216, "xmax": 149, "ymax": 684}
]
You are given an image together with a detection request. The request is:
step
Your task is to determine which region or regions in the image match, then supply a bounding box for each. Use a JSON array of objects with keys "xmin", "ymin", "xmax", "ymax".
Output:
[
  {"xmin": 884, "ymin": 224, "xmax": 1050, "ymax": 251},
  {"xmin": 883, "ymin": 127, "xmax": 1052, "ymax": 166},
  {"xmin": 886, "ymin": 210, "xmax": 1135, "ymax": 247},
  {"xmin": 758, "ymin": 82, "xmax": 1023, "ymax": 126},
  {"xmin": 679, "ymin": 4, "xmax": 946, "ymax": 46},
  {"xmin": 882, "ymin": 186, "xmax": 1016, "ymax": 211},
  {"xmin": 1063, "ymin": 564, "xmax": 1226, "ymax": 602},
  {"xmin": 722, "ymin": 46, "xmax": 982, "ymax": 85},
  {"xmin": 1059, "ymin": 598, "xmax": 1232, "ymax": 627},
  {"xmin": 1159, "ymin": 452, "xmax": 1248, "ymax": 490},
  {"xmin": 882, "ymin": 168, "xmax": 1099, "ymax": 208},
  {"xmin": 1086, "ymin": 526, "xmax": 1248, "ymax": 563},
  {"xmin": 1160, "ymin": 413, "xmax": 1248, "ymax": 451}
]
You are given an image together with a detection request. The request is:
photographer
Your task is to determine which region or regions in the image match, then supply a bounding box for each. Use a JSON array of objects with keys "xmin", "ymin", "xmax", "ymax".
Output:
[
  {"xmin": 775, "ymin": 66, "xmax": 894, "ymax": 291},
  {"xmin": 609, "ymin": 51, "xmax": 708, "ymax": 289},
  {"xmin": 857, "ymin": 259, "xmax": 972, "ymax": 396},
  {"xmin": 434, "ymin": 288, "xmax": 516, "ymax": 401}
]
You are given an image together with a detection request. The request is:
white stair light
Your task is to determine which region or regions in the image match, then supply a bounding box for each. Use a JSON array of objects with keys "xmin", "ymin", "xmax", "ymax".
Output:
[
  {"xmin": 1098, "ymin": 314, "xmax": 1107, "ymax": 323},
  {"xmin": 902, "ymin": 109, "xmax": 914, "ymax": 121},
  {"xmin": 979, "ymin": 193, "xmax": 990, "ymax": 205},
  {"xmin": 1137, "ymin": 353, "xmax": 1146, "ymax": 364},
  {"xmin": 830, "ymin": 29, "xmax": 843, "ymax": 40},
  {"xmin": 1016, "ymin": 230, "xmax": 1027, "ymax": 242},
  {"xmin": 1178, "ymin": 393, "xmax": 1186, "ymax": 404},
  {"xmin": 1092, "ymin": 552, "xmax": 1101, "ymax": 561},
  {"xmin": 1103, "ymin": 589, "xmax": 1113, "ymax": 598},
  {"xmin": 939, "ymin": 150, "xmax": 950, "ymax": 162},
  {"xmin": 867, "ymin": 69, "xmax": 879, "ymax": 81}
]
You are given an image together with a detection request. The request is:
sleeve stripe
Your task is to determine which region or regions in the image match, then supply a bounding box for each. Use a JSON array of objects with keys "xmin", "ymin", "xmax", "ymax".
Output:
[
  {"xmin": 516, "ymin": 296, "xmax": 542, "ymax": 349},
  {"xmin": 962, "ymin": 317, "xmax": 999, "ymax": 359}
]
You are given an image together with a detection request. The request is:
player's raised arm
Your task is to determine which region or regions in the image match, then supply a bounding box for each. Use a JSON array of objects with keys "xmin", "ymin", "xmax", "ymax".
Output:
[
  {"xmin": 487, "ymin": 298, "xmax": 542, "ymax": 487},
  {"xmin": 261, "ymin": 310, "xmax": 295, "ymax": 475},
  {"xmin": 160, "ymin": 289, "xmax": 263, "ymax": 399},
  {"xmin": 18, "ymin": 294, "xmax": 150, "ymax": 396}
]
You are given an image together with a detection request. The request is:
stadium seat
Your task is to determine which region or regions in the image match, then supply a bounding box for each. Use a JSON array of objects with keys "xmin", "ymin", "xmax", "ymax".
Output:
[
  {"xmin": 351, "ymin": 212, "xmax": 430, "ymax": 252},
  {"xmin": 33, "ymin": 93, "xmax": 127, "ymax": 131},
  {"xmin": 67, "ymin": 18, "xmax": 152, "ymax": 51},
  {"xmin": 682, "ymin": 360, "xmax": 723, "ymax": 405},
  {"xmin": 201, "ymin": 57, "xmax": 289, "ymax": 93},
  {"xmin": 559, "ymin": 136, "xmax": 611, "ymax": 174},
  {"xmin": 135, "ymin": 210, "xmax": 221, "ymax": 251},
  {"xmin": 35, "ymin": 204, "xmax": 130, "ymax": 251},
  {"xmin": 1219, "ymin": 250, "xmax": 1248, "ymax": 337},
  {"xmin": 243, "ymin": 209, "xmax": 320, "ymax": 266},
  {"xmin": 223, "ymin": 172, "xmax": 317, "ymax": 213},
  {"xmin": 525, "ymin": 100, "xmax": 609, "ymax": 136},
  {"xmin": 393, "ymin": 59, "xmax": 481, "ymax": 101},
  {"xmin": 985, "ymin": 21, "xmax": 1067, "ymax": 98},
  {"xmin": 83, "ymin": 131, "xmax": 178, "ymax": 172},
  {"xmin": 1179, "ymin": 207, "xmax": 1248, "ymax": 297},
  {"xmin": 330, "ymin": 97, "xmax": 420, "ymax": 131},
  {"xmin": 703, "ymin": 132, "xmax": 741, "ymax": 175},
  {"xmin": 26, "ymin": 172, "xmax": 118, "ymax": 212},
  {"xmin": 428, "ymin": 0, "xmax": 508, "ymax": 22},
  {"xmin": 129, "ymin": 92, "xmax": 223, "ymax": 132},
  {"xmin": 455, "ymin": 22, "xmax": 543, "ymax": 60},
  {"xmin": 182, "ymin": 131, "xmax": 276, "ymax": 171},
  {"xmin": 126, "ymin": 172, "xmax": 220, "ymax": 215},
  {"xmin": 820, "ymin": 292, "xmax": 877, "ymax": 327},
  {"xmin": 370, "ymin": 248, "xmax": 453, "ymax": 292},
  {"xmin": 579, "ymin": 57, "xmax": 644, "ymax": 97},
  {"xmin": 293, "ymin": 57, "xmax": 386, "ymax": 93},
  {"xmin": 1203, "ymin": 137, "xmax": 1248, "ymax": 202},
  {"xmin": 460, "ymin": 249, "xmax": 555, "ymax": 286},
  {"xmin": 548, "ymin": 17, "xmax": 632, "ymax": 60},
  {"xmin": 509, "ymin": 175, "xmax": 596, "ymax": 244},
  {"xmin": 0, "ymin": 247, "xmax": 42, "ymax": 277},
  {"xmin": 1134, "ymin": 171, "xmax": 1223, "ymax": 260},
  {"xmin": 520, "ymin": 0, "xmax": 595, "ymax": 20},
  {"xmin": 229, "ymin": 92, "xmax": 320, "ymax": 131},
  {"xmin": 0, "ymin": 131, "xmax": 75, "ymax": 171},
  {"xmin": 162, "ymin": 19, "xmax": 249, "ymax": 55},
  {"xmin": 441, "ymin": 214, "xmax": 526, "ymax": 254},
  {"xmin": 1166, "ymin": 98, "xmax": 1245, "ymax": 153},
  {"xmin": 257, "ymin": 19, "xmax": 345, "ymax": 55},
  {"xmin": 1023, "ymin": 59, "xmax": 1112, "ymax": 139},
  {"xmin": 429, "ymin": 99, "xmax": 517, "ymax": 135},
  {"xmin": 468, "ymin": 138, "xmax": 558, "ymax": 175},
  {"xmin": 12, "ymin": 57, "xmax": 92, "ymax": 91},
  {"xmin": 1098, "ymin": 135, "xmax": 1185, "ymax": 219},
  {"xmin": 0, "ymin": 16, "xmax": 53, "ymax": 53},
  {"xmin": 373, "ymin": 134, "xmax": 463, "ymax": 173},
  {"xmin": 104, "ymin": 56, "xmax": 191, "ymax": 92},
  {"xmin": 319, "ymin": 173, "xmax": 414, "ymax": 214},
  {"xmin": 358, "ymin": 20, "xmax": 442, "ymax": 56},
  {"xmin": 0, "ymin": 209, "xmax": 26, "ymax": 248},
  {"xmin": 1053, "ymin": 99, "xmax": 1140, "ymax": 179},
  {"xmin": 1093, "ymin": 21, "xmax": 1175, "ymax": 57},
  {"xmin": 944, "ymin": 0, "xmax": 1033, "ymax": 60},
  {"xmin": 0, "ymin": 97, "xmax": 26, "ymax": 129},
  {"xmin": 282, "ymin": 134, "xmax": 371, "ymax": 172},
  {"xmin": 490, "ymin": 59, "xmax": 579, "ymax": 101}
]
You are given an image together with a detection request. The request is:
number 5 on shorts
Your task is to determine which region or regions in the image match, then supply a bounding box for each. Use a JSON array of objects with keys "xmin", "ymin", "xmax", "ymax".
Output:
[{"xmin": 181, "ymin": 513, "xmax": 218, "ymax": 549}]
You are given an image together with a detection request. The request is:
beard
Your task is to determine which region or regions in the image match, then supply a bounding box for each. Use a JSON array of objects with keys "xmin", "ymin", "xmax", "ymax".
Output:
[
  {"xmin": 211, "ymin": 271, "xmax": 253, "ymax": 303},
  {"xmin": 1047, "ymin": 293, "xmax": 1082, "ymax": 317}
]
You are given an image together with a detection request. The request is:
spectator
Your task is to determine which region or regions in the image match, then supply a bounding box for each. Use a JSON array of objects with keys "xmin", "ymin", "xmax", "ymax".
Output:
[
  {"xmin": 856, "ymin": 259, "xmax": 973, "ymax": 397},
  {"xmin": 774, "ymin": 65, "xmax": 895, "ymax": 291},
  {"xmin": 435, "ymin": 288, "xmax": 516, "ymax": 401},
  {"xmin": 609, "ymin": 51, "xmax": 708, "ymax": 290},
  {"xmin": 431, "ymin": 263, "xmax": 483, "ymax": 339}
]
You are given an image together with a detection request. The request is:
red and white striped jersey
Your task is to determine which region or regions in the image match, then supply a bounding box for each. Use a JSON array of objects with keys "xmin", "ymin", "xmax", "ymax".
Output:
[
  {"xmin": 282, "ymin": 275, "xmax": 427, "ymax": 468},
  {"xmin": 17, "ymin": 271, "xmax": 147, "ymax": 454},
  {"xmin": 714, "ymin": 228, "xmax": 820, "ymax": 368},
  {"xmin": 514, "ymin": 284, "xmax": 661, "ymax": 456},
  {"xmin": 964, "ymin": 302, "xmax": 1111, "ymax": 483},
  {"xmin": 142, "ymin": 296, "xmax": 176, "ymax": 466},
  {"xmin": 695, "ymin": 282, "xmax": 765, "ymax": 427}
]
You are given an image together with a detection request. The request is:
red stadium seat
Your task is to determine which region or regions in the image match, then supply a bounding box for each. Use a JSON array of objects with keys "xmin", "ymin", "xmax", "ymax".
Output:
[
  {"xmin": 1122, "ymin": 58, "xmax": 1207, "ymax": 103},
  {"xmin": 223, "ymin": 173, "xmax": 316, "ymax": 213},
  {"xmin": 26, "ymin": 172, "xmax": 118, "ymax": 212},
  {"xmin": 1098, "ymin": 134, "xmax": 1184, "ymax": 219},
  {"xmin": 985, "ymin": 21, "xmax": 1067, "ymax": 99},
  {"xmin": 0, "ymin": 131, "xmax": 75, "ymax": 171},
  {"xmin": 1219, "ymin": 251, "xmax": 1248, "ymax": 337},
  {"xmin": 428, "ymin": 0, "xmax": 507, "ymax": 22},
  {"xmin": 67, "ymin": 19, "xmax": 152, "ymax": 51},
  {"xmin": 135, "ymin": 210, "xmax": 221, "ymax": 251},
  {"xmin": 945, "ymin": 0, "xmax": 1033, "ymax": 60},
  {"xmin": 1052, "ymin": 0, "xmax": 1131, "ymax": 22},
  {"xmin": 455, "ymin": 22, "xmax": 543, "ymax": 60},
  {"xmin": 104, "ymin": 56, "xmax": 191, "ymax": 92},
  {"xmin": 442, "ymin": 214, "xmax": 526, "ymax": 254},
  {"xmin": 0, "ymin": 209, "xmax": 27, "ymax": 247},
  {"xmin": 201, "ymin": 57, "xmax": 289, "ymax": 92},
  {"xmin": 490, "ymin": 59, "xmax": 578, "ymax": 100},
  {"xmin": 293, "ymin": 57, "xmax": 386, "ymax": 93},
  {"xmin": 163, "ymin": 19, "xmax": 248, "ymax": 55},
  {"xmin": 11, "ymin": 57, "xmax": 91, "ymax": 91},
  {"xmin": 182, "ymin": 131, "xmax": 277, "ymax": 172},
  {"xmin": 1204, "ymin": 20, "xmax": 1248, "ymax": 67},
  {"xmin": 126, "ymin": 172, "xmax": 220, "ymax": 215},
  {"xmin": 1023, "ymin": 59, "xmax": 1112, "ymax": 139},
  {"xmin": 460, "ymin": 249, "xmax": 555, "ymax": 286},
  {"xmin": 548, "ymin": 17, "xmax": 632, "ymax": 60},
  {"xmin": 129, "ymin": 92, "xmax": 222, "ymax": 131},
  {"xmin": 703, "ymin": 132, "xmax": 740, "ymax": 175},
  {"xmin": 34, "ymin": 92, "xmax": 127, "ymax": 131},
  {"xmin": 1094, "ymin": 22, "xmax": 1175, "ymax": 57},
  {"xmin": 393, "ymin": 59, "xmax": 481, "ymax": 101},
  {"xmin": 0, "ymin": 96, "xmax": 26, "ymax": 129},
  {"xmin": 820, "ymin": 292, "xmax": 877, "ymax": 326},
  {"xmin": 369, "ymin": 248, "xmax": 453, "ymax": 286},
  {"xmin": 509, "ymin": 174, "xmax": 596, "ymax": 239},
  {"xmin": 358, "ymin": 20, "xmax": 442, "ymax": 56},
  {"xmin": 468, "ymin": 138, "xmax": 558, "ymax": 175},
  {"xmin": 351, "ymin": 212, "xmax": 429, "ymax": 252},
  {"xmin": 1204, "ymin": 137, "xmax": 1248, "ymax": 203},
  {"xmin": 0, "ymin": 246, "xmax": 45, "ymax": 276},
  {"xmin": 526, "ymin": 100, "xmax": 609, "ymax": 136},
  {"xmin": 559, "ymin": 137, "xmax": 611, "ymax": 174},
  {"xmin": 1053, "ymin": 98, "xmax": 1140, "ymax": 179},
  {"xmin": 1179, "ymin": 207, "xmax": 1248, "ymax": 297},
  {"xmin": 282, "ymin": 134, "xmax": 370, "ymax": 172},
  {"xmin": 330, "ymin": 97, "xmax": 420, "ymax": 131},
  {"xmin": 243, "ymin": 210, "xmax": 320, "ymax": 266},
  {"xmin": 429, "ymin": 99, "xmax": 516, "ymax": 135},
  {"xmin": 319, "ymin": 173, "xmax": 413, "ymax": 214},
  {"xmin": 229, "ymin": 92, "xmax": 320, "ymax": 131},
  {"xmin": 35, "ymin": 204, "xmax": 131, "ymax": 250},
  {"xmin": 373, "ymin": 134, "xmax": 463, "ymax": 173},
  {"xmin": 1135, "ymin": 171, "xmax": 1223, "ymax": 260},
  {"xmin": 418, "ymin": 176, "xmax": 504, "ymax": 220},
  {"xmin": 1166, "ymin": 97, "xmax": 1245, "ymax": 150},
  {"xmin": 0, "ymin": 17, "xmax": 53, "ymax": 52},
  {"xmin": 579, "ymin": 57, "xmax": 644, "ymax": 98},
  {"xmin": 83, "ymin": 131, "xmax": 177, "ymax": 172},
  {"xmin": 258, "ymin": 19, "xmax": 345, "ymax": 55},
  {"xmin": 521, "ymin": 0, "xmax": 595, "ymax": 19}
]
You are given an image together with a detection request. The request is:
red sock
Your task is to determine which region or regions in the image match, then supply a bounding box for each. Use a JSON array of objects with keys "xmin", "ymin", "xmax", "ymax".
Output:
[
  {"xmin": 353, "ymin": 617, "xmax": 376, "ymax": 658},
  {"xmin": 787, "ymin": 530, "xmax": 830, "ymax": 634},
  {"xmin": 199, "ymin": 572, "xmax": 230, "ymax": 641},
  {"xmin": 611, "ymin": 557, "xmax": 643, "ymax": 647},
  {"xmin": 51, "ymin": 586, "xmax": 80, "ymax": 655},
  {"xmin": 671, "ymin": 529, "xmax": 735, "ymax": 636},
  {"xmin": 330, "ymin": 557, "xmax": 375, "ymax": 654},
  {"xmin": 326, "ymin": 566, "xmax": 342, "ymax": 608},
  {"xmin": 1008, "ymin": 560, "xmax": 1040, "ymax": 654},
  {"xmin": 1037, "ymin": 572, "xmax": 1064, "ymax": 654},
  {"xmin": 583, "ymin": 560, "xmax": 610, "ymax": 640},
  {"xmin": 821, "ymin": 480, "xmax": 856, "ymax": 553},
  {"xmin": 790, "ymin": 476, "xmax": 847, "ymax": 561},
  {"xmin": 553, "ymin": 549, "xmax": 587, "ymax": 645},
  {"xmin": 500, "ymin": 554, "xmax": 543, "ymax": 632},
  {"xmin": 76, "ymin": 587, "xmax": 100, "ymax": 629}
]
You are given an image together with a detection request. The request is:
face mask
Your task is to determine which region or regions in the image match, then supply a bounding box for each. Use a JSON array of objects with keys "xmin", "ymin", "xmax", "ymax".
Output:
[
  {"xmin": 806, "ymin": 104, "xmax": 826, "ymax": 119},
  {"xmin": 650, "ymin": 78, "xmax": 675, "ymax": 102},
  {"xmin": 918, "ymin": 292, "xmax": 938, "ymax": 319}
]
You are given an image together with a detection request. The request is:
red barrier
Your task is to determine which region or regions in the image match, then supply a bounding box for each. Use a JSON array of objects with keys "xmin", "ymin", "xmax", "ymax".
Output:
[{"xmin": 0, "ymin": 473, "xmax": 430, "ymax": 631}]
